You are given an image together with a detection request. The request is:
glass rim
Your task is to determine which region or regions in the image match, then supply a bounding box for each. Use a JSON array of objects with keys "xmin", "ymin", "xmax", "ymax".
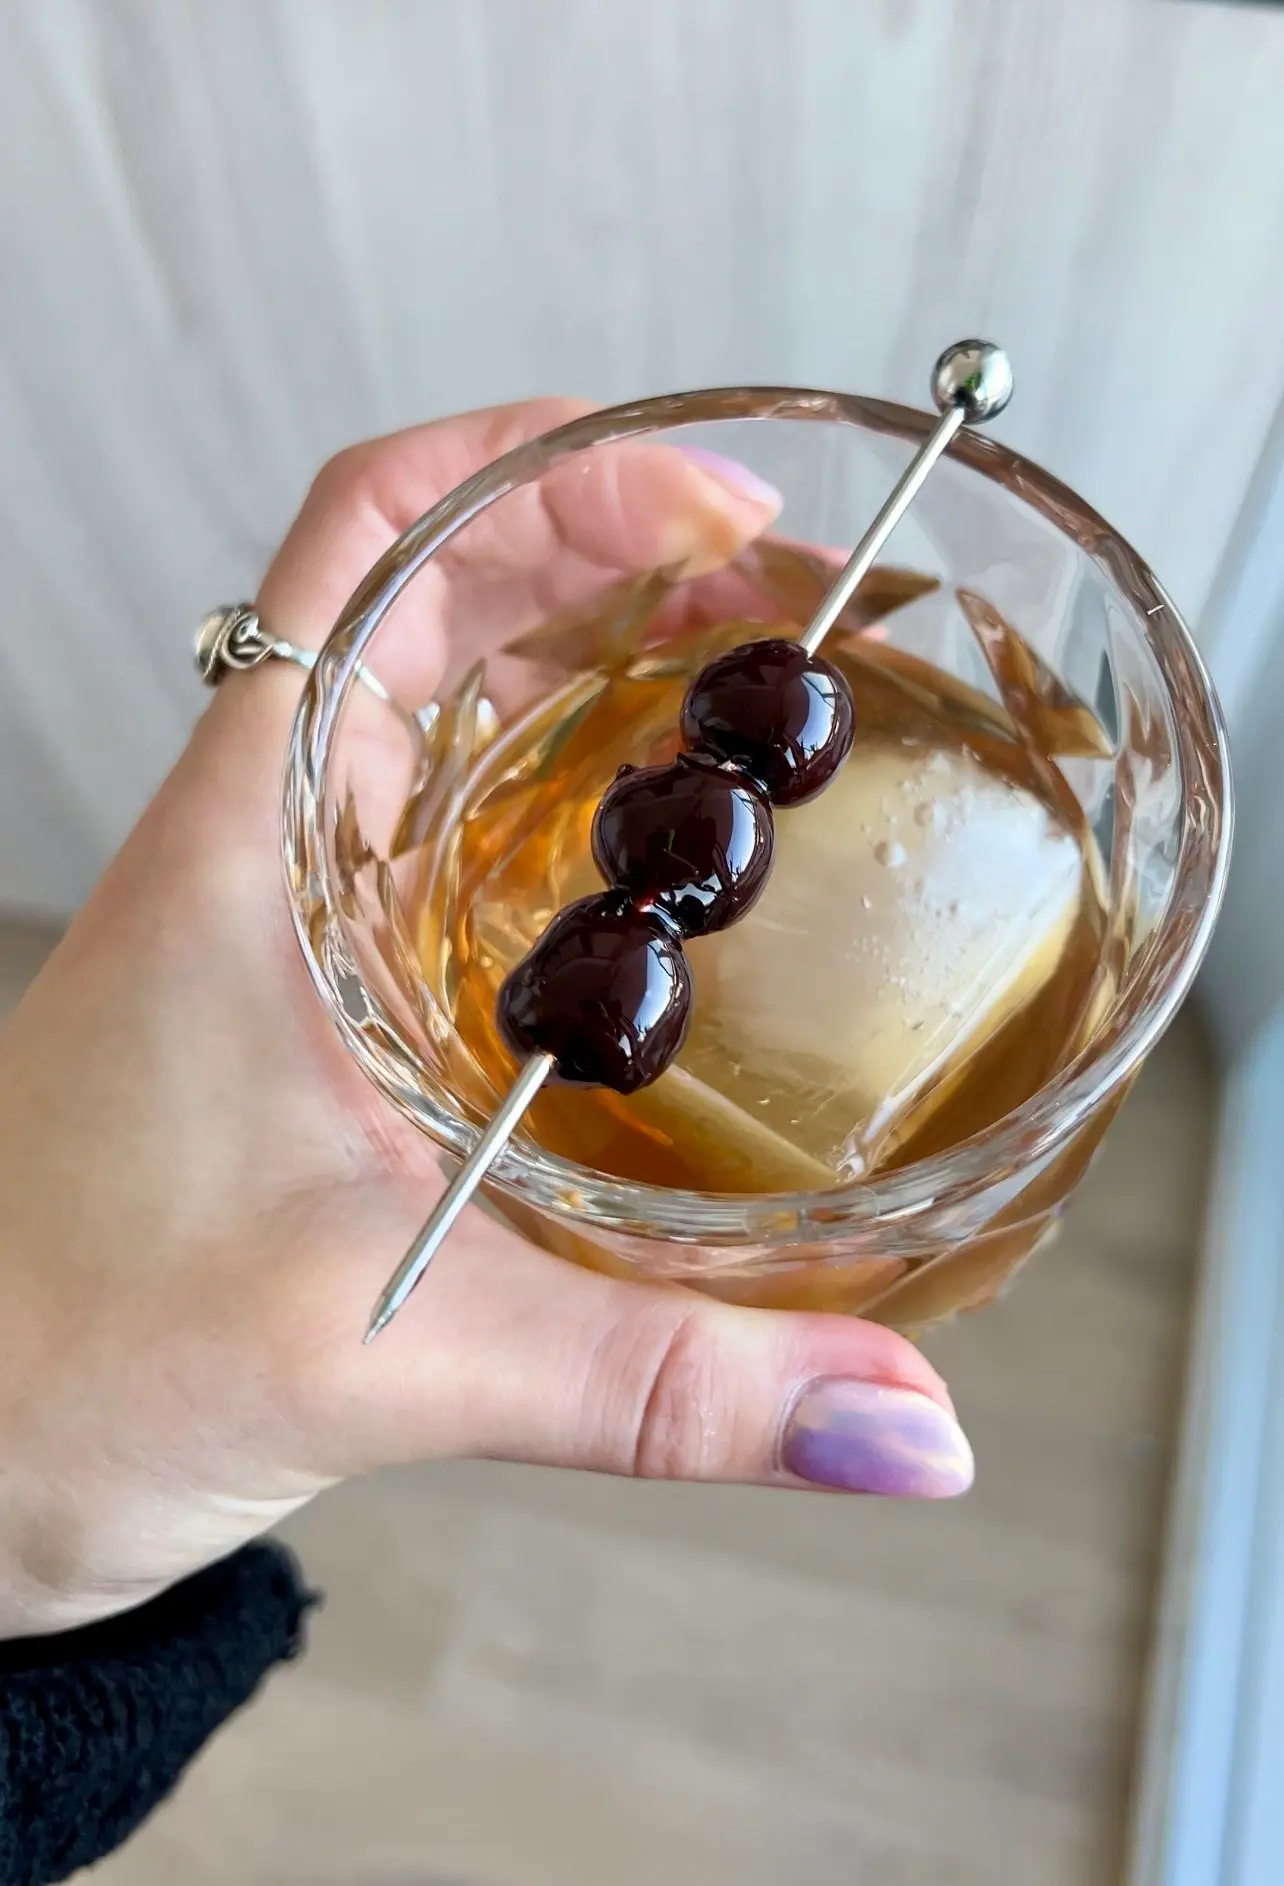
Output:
[{"xmin": 283, "ymin": 384, "xmax": 1234, "ymax": 1249}]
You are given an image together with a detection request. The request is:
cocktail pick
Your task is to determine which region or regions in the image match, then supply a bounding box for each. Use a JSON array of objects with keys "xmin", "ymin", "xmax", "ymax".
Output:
[{"xmin": 365, "ymin": 340, "xmax": 1013, "ymax": 1343}]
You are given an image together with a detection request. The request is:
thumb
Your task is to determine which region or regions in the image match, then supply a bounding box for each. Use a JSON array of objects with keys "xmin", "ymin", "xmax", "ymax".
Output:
[{"xmin": 293, "ymin": 1191, "xmax": 974, "ymax": 1501}]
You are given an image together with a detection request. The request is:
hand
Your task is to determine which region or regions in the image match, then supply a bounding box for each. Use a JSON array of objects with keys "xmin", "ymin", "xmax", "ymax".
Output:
[{"xmin": 0, "ymin": 401, "xmax": 973, "ymax": 1638}]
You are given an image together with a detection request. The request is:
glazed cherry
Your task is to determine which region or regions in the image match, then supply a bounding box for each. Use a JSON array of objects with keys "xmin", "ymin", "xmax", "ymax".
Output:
[
  {"xmin": 591, "ymin": 753, "xmax": 775, "ymax": 938},
  {"xmin": 497, "ymin": 893, "xmax": 692, "ymax": 1093},
  {"xmin": 681, "ymin": 637, "xmax": 856, "ymax": 806}
]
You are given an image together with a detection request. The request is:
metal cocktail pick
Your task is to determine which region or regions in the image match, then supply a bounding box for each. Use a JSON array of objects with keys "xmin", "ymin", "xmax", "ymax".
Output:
[{"xmin": 364, "ymin": 339, "xmax": 1014, "ymax": 1343}]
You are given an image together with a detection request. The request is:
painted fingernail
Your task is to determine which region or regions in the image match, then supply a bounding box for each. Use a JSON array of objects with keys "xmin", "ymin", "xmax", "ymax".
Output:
[
  {"xmin": 781, "ymin": 1379, "xmax": 974, "ymax": 1499},
  {"xmin": 679, "ymin": 444, "xmax": 782, "ymax": 510}
]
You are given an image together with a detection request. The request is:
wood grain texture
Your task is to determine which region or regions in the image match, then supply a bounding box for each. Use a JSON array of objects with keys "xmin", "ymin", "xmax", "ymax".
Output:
[{"xmin": 1, "ymin": 0, "xmax": 1283, "ymax": 914}]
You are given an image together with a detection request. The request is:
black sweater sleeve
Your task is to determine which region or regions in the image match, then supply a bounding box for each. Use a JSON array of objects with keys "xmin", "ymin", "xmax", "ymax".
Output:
[{"xmin": 0, "ymin": 1542, "xmax": 314, "ymax": 1886}]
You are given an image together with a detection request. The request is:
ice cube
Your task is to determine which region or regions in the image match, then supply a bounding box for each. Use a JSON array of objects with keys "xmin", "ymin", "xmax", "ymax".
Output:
[{"xmin": 681, "ymin": 741, "xmax": 1083, "ymax": 1172}]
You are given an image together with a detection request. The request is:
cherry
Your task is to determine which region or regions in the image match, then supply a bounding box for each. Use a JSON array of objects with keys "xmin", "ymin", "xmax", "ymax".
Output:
[
  {"xmin": 591, "ymin": 753, "xmax": 775, "ymax": 938},
  {"xmin": 681, "ymin": 637, "xmax": 856, "ymax": 806},
  {"xmin": 496, "ymin": 637, "xmax": 859, "ymax": 1098},
  {"xmin": 497, "ymin": 893, "xmax": 692, "ymax": 1093}
]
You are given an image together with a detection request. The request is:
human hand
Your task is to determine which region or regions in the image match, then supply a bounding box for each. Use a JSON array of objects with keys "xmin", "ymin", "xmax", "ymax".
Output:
[{"xmin": 0, "ymin": 400, "xmax": 973, "ymax": 1638}]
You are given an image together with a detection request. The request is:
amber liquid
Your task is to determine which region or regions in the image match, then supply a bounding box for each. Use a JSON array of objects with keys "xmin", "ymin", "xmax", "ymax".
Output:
[{"xmin": 412, "ymin": 560, "xmax": 1115, "ymax": 1235}]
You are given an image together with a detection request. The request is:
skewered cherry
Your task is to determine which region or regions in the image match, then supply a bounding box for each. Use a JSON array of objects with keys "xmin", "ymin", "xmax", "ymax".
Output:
[
  {"xmin": 591, "ymin": 753, "xmax": 775, "ymax": 938},
  {"xmin": 681, "ymin": 637, "xmax": 856, "ymax": 806},
  {"xmin": 497, "ymin": 892, "xmax": 692, "ymax": 1093},
  {"xmin": 500, "ymin": 637, "xmax": 857, "ymax": 1094},
  {"xmin": 368, "ymin": 341, "xmax": 1019, "ymax": 1343}
]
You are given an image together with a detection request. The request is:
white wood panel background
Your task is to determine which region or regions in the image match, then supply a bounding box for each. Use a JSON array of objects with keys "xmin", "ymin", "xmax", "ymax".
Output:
[{"xmin": 2, "ymin": 0, "xmax": 1283, "ymax": 915}]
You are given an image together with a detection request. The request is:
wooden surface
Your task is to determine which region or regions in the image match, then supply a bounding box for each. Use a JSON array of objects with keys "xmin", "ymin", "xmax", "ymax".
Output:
[
  {"xmin": 0, "ymin": 921, "xmax": 1214, "ymax": 1885},
  {"xmin": 3, "ymin": 0, "xmax": 1284, "ymax": 914}
]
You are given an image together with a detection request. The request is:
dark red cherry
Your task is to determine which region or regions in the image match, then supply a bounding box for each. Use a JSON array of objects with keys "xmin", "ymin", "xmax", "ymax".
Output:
[
  {"xmin": 591, "ymin": 753, "xmax": 775, "ymax": 938},
  {"xmin": 497, "ymin": 894, "xmax": 691, "ymax": 1093},
  {"xmin": 681, "ymin": 637, "xmax": 856, "ymax": 806}
]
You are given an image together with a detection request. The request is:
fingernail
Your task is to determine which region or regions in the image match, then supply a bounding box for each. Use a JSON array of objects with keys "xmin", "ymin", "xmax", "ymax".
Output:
[
  {"xmin": 679, "ymin": 444, "xmax": 782, "ymax": 510},
  {"xmin": 781, "ymin": 1379, "xmax": 974, "ymax": 1499}
]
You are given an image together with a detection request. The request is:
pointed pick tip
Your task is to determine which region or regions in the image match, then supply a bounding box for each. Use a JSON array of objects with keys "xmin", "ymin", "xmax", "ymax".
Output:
[{"xmin": 363, "ymin": 1305, "xmax": 392, "ymax": 1345}]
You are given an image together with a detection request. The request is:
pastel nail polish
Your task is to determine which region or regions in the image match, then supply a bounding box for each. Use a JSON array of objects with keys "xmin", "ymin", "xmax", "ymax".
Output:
[
  {"xmin": 781, "ymin": 1379, "xmax": 974, "ymax": 1499},
  {"xmin": 678, "ymin": 444, "xmax": 782, "ymax": 509}
]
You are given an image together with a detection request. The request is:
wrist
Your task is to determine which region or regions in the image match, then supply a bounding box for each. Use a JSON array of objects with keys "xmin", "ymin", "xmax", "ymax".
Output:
[
  {"xmin": 0, "ymin": 1212, "xmax": 172, "ymax": 1636},
  {"xmin": 0, "ymin": 1313, "xmax": 163, "ymax": 1638},
  {"xmin": 0, "ymin": 1464, "xmax": 154, "ymax": 1640}
]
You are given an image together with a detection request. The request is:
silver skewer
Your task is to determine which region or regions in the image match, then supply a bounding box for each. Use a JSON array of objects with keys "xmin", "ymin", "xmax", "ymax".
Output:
[
  {"xmin": 364, "ymin": 1051, "xmax": 556, "ymax": 1343},
  {"xmin": 798, "ymin": 339, "xmax": 1014, "ymax": 656},
  {"xmin": 364, "ymin": 339, "xmax": 1013, "ymax": 1343}
]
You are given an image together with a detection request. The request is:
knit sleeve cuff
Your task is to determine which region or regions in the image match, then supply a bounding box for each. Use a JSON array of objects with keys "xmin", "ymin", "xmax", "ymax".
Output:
[{"xmin": 0, "ymin": 1541, "xmax": 315, "ymax": 1886}]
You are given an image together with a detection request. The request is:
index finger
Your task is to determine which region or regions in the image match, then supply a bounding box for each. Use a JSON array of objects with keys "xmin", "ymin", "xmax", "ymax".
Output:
[
  {"xmin": 188, "ymin": 400, "xmax": 781, "ymax": 863},
  {"xmin": 255, "ymin": 399, "xmax": 782, "ymax": 710}
]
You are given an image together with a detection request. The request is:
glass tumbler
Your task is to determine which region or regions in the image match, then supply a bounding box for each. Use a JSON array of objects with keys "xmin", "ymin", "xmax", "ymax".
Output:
[{"xmin": 282, "ymin": 389, "xmax": 1232, "ymax": 1331}]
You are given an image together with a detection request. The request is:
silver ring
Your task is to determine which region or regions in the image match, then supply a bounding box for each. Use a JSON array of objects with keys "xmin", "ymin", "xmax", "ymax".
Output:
[
  {"xmin": 194, "ymin": 605, "xmax": 432, "ymax": 738},
  {"xmin": 194, "ymin": 603, "xmax": 401, "ymax": 709}
]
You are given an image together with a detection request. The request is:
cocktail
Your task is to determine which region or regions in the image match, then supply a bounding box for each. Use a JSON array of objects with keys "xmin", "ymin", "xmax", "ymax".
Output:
[{"xmin": 283, "ymin": 346, "xmax": 1231, "ymax": 1337}]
